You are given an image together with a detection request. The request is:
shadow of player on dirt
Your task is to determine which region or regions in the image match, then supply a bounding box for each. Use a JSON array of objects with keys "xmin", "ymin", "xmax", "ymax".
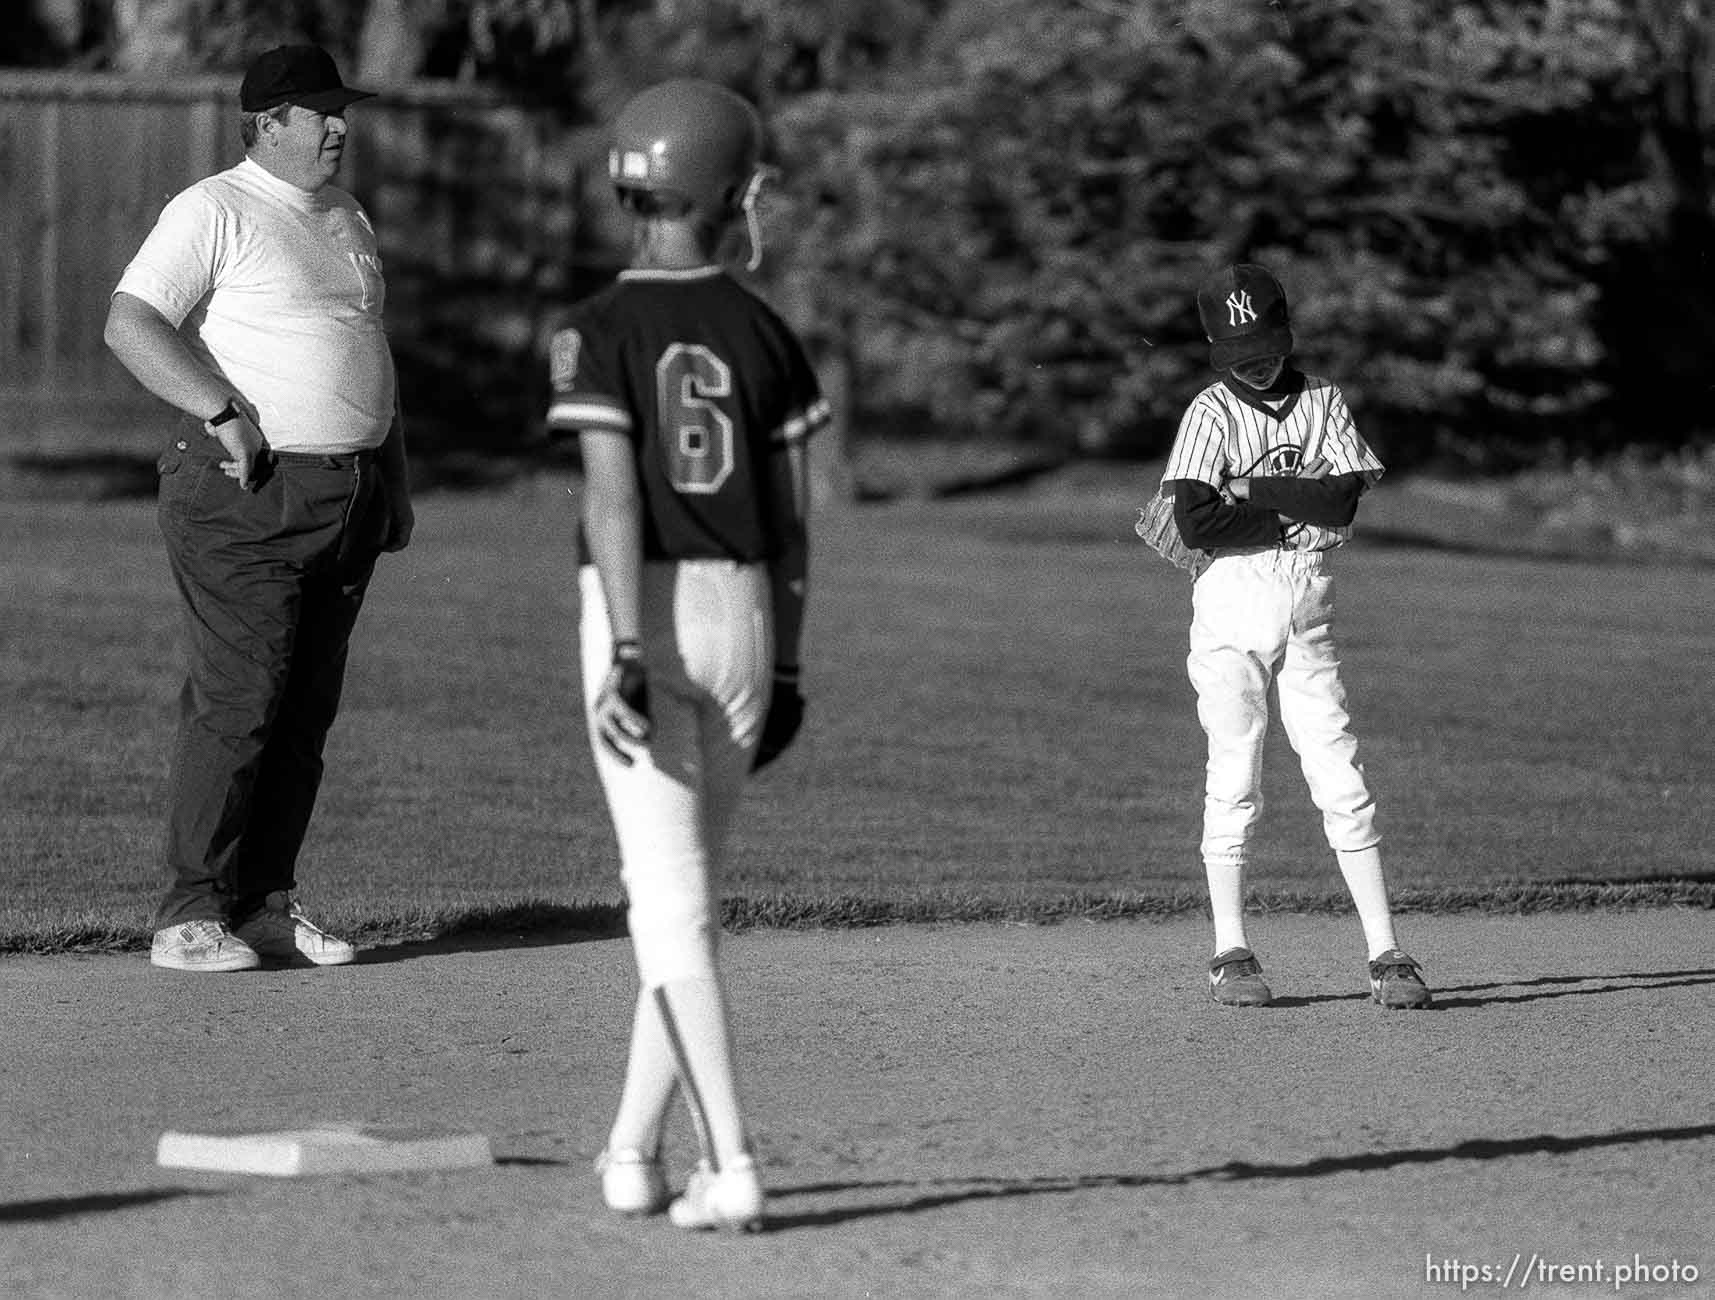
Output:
[
  {"xmin": 1259, "ymin": 967, "xmax": 1715, "ymax": 1011},
  {"xmin": 760, "ymin": 1120, "xmax": 1715, "ymax": 1230},
  {"xmin": 1428, "ymin": 967, "xmax": 1715, "ymax": 1010},
  {"xmin": 353, "ymin": 929, "xmax": 622, "ymax": 965},
  {"xmin": 349, "ymin": 904, "xmax": 629, "ymax": 964},
  {"xmin": 0, "ymin": 1188, "xmax": 220, "ymax": 1223},
  {"xmin": 1261, "ymin": 991, "xmax": 1375, "ymax": 1008}
]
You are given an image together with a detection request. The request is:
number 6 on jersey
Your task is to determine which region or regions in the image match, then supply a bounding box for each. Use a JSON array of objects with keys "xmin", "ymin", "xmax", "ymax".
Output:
[{"xmin": 658, "ymin": 343, "xmax": 734, "ymax": 494}]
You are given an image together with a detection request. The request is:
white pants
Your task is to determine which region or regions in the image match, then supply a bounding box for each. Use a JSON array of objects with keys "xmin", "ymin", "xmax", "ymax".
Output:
[
  {"xmin": 1186, "ymin": 549, "xmax": 1378, "ymax": 866},
  {"xmin": 579, "ymin": 561, "xmax": 771, "ymax": 988}
]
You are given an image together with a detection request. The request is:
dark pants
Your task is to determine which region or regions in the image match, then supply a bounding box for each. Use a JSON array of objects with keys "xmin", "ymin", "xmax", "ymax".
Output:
[{"xmin": 153, "ymin": 437, "xmax": 389, "ymax": 929}]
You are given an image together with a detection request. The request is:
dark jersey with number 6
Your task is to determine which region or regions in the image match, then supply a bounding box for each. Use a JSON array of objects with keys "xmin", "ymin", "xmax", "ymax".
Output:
[{"xmin": 546, "ymin": 266, "xmax": 829, "ymax": 564}]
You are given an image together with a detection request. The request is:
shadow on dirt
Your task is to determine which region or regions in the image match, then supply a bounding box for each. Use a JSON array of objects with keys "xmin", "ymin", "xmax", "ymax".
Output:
[
  {"xmin": 353, "ymin": 928, "xmax": 622, "ymax": 965},
  {"xmin": 1430, "ymin": 968, "xmax": 1715, "ymax": 1009},
  {"xmin": 0, "ymin": 1188, "xmax": 220, "ymax": 1223},
  {"xmin": 763, "ymin": 1121, "xmax": 1715, "ymax": 1229},
  {"xmin": 349, "ymin": 902, "xmax": 630, "ymax": 964},
  {"xmin": 1259, "ymin": 967, "xmax": 1715, "ymax": 1011},
  {"xmin": 1263, "ymin": 992, "xmax": 1374, "ymax": 1008}
]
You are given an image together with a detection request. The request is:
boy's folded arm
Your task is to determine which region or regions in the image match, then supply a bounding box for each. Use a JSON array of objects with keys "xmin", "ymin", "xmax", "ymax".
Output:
[
  {"xmin": 1171, "ymin": 478, "xmax": 1281, "ymax": 549},
  {"xmin": 1243, "ymin": 472, "xmax": 1366, "ymax": 526}
]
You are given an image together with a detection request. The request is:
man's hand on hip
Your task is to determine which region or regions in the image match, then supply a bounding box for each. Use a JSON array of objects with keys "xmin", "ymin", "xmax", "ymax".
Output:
[{"xmin": 207, "ymin": 402, "xmax": 269, "ymax": 492}]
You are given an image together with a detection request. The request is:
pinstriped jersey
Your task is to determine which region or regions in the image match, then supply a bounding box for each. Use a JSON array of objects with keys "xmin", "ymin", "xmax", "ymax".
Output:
[
  {"xmin": 546, "ymin": 266, "xmax": 830, "ymax": 563},
  {"xmin": 1160, "ymin": 370, "xmax": 1384, "ymax": 552}
]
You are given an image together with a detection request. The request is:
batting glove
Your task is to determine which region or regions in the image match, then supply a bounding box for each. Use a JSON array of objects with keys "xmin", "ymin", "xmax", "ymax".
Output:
[
  {"xmin": 752, "ymin": 666, "xmax": 805, "ymax": 772},
  {"xmin": 594, "ymin": 640, "xmax": 651, "ymax": 767}
]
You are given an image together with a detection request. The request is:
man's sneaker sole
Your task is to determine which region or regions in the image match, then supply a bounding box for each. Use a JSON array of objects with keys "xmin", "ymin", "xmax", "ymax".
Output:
[
  {"xmin": 236, "ymin": 937, "xmax": 357, "ymax": 967},
  {"xmin": 1209, "ymin": 946, "xmax": 1272, "ymax": 1006},
  {"xmin": 150, "ymin": 949, "xmax": 261, "ymax": 973}
]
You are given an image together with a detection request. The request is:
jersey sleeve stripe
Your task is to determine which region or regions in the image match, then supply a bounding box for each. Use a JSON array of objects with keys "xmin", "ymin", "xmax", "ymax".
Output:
[
  {"xmin": 770, "ymin": 397, "xmax": 832, "ymax": 446},
  {"xmin": 546, "ymin": 397, "xmax": 631, "ymax": 434}
]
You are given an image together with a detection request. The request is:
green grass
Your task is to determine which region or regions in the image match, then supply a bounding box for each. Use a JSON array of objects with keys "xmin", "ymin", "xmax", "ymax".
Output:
[{"xmin": 3, "ymin": 467, "xmax": 1713, "ymax": 954}]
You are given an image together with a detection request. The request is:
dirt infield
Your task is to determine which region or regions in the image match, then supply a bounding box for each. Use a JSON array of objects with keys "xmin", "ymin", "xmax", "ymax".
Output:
[{"xmin": 1, "ymin": 911, "xmax": 1710, "ymax": 1299}]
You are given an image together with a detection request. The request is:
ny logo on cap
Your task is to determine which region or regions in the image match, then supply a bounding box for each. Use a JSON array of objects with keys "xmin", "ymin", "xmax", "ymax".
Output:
[
  {"xmin": 1225, "ymin": 291, "xmax": 1257, "ymax": 328},
  {"xmin": 611, "ymin": 149, "xmax": 653, "ymax": 181}
]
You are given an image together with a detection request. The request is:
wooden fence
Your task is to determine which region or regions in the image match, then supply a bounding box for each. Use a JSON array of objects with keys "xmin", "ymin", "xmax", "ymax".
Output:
[{"xmin": 0, "ymin": 71, "xmax": 611, "ymax": 452}]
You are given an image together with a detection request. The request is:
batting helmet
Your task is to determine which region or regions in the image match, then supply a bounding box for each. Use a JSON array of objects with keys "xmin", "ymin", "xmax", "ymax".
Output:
[{"xmin": 608, "ymin": 79, "xmax": 764, "ymax": 217}]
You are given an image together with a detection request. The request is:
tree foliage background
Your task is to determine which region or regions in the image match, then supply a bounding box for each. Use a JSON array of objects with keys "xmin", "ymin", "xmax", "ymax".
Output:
[
  {"xmin": 16, "ymin": 0, "xmax": 1715, "ymax": 470},
  {"xmin": 766, "ymin": 0, "xmax": 1715, "ymax": 468}
]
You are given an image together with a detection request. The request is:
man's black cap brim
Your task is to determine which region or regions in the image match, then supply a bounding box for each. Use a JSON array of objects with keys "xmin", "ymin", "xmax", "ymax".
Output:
[{"xmin": 243, "ymin": 87, "xmax": 376, "ymax": 113}]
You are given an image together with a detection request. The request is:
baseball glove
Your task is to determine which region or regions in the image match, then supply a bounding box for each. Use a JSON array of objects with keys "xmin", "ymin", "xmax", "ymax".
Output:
[
  {"xmin": 1134, "ymin": 490, "xmax": 1212, "ymax": 580},
  {"xmin": 752, "ymin": 668, "xmax": 805, "ymax": 772}
]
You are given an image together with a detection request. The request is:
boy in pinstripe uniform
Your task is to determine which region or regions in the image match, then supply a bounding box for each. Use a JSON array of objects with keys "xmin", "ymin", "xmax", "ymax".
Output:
[{"xmin": 1157, "ymin": 263, "xmax": 1432, "ymax": 1010}]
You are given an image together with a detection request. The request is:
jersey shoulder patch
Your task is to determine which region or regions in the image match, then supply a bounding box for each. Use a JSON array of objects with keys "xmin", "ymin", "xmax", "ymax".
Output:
[
  {"xmin": 549, "ymin": 328, "xmax": 583, "ymax": 390},
  {"xmin": 544, "ymin": 310, "xmax": 631, "ymax": 436}
]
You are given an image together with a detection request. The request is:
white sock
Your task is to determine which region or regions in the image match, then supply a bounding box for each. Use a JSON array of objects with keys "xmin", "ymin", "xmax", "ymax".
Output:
[
  {"xmin": 1205, "ymin": 856, "xmax": 1250, "ymax": 955},
  {"xmin": 606, "ymin": 988, "xmax": 677, "ymax": 1157},
  {"xmin": 1336, "ymin": 846, "xmax": 1399, "ymax": 960},
  {"xmin": 653, "ymin": 976, "xmax": 751, "ymax": 1170}
]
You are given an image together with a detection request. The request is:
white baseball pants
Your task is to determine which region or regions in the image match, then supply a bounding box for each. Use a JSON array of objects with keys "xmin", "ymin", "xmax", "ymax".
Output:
[
  {"xmin": 1186, "ymin": 549, "xmax": 1378, "ymax": 867},
  {"xmin": 579, "ymin": 561, "xmax": 771, "ymax": 988}
]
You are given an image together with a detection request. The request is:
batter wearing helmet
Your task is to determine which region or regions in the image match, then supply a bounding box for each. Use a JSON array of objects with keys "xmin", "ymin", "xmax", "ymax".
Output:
[
  {"xmin": 1148, "ymin": 263, "xmax": 1432, "ymax": 1011},
  {"xmin": 545, "ymin": 79, "xmax": 829, "ymax": 1230}
]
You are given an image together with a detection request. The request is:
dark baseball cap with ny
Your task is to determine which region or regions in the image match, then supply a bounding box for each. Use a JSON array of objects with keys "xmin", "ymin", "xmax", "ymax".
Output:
[
  {"xmin": 240, "ymin": 44, "xmax": 375, "ymax": 113},
  {"xmin": 1196, "ymin": 263, "xmax": 1295, "ymax": 371}
]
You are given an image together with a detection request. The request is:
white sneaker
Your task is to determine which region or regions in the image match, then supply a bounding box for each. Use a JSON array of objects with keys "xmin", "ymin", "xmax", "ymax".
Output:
[
  {"xmin": 232, "ymin": 892, "xmax": 356, "ymax": 966},
  {"xmin": 596, "ymin": 1148, "xmax": 669, "ymax": 1216},
  {"xmin": 150, "ymin": 920, "xmax": 260, "ymax": 972},
  {"xmin": 668, "ymin": 1155, "xmax": 765, "ymax": 1232}
]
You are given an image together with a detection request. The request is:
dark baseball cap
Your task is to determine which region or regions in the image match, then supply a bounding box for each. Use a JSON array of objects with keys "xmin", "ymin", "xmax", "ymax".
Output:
[
  {"xmin": 1196, "ymin": 263, "xmax": 1295, "ymax": 370},
  {"xmin": 240, "ymin": 44, "xmax": 375, "ymax": 114}
]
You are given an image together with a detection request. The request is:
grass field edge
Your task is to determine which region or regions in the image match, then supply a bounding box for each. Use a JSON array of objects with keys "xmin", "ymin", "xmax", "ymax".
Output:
[{"xmin": 2, "ymin": 881, "xmax": 1710, "ymax": 957}]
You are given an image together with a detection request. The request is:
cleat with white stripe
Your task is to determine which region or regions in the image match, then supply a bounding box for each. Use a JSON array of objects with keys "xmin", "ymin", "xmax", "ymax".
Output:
[
  {"xmin": 1209, "ymin": 946, "xmax": 1272, "ymax": 1006},
  {"xmin": 1369, "ymin": 949, "xmax": 1433, "ymax": 1009}
]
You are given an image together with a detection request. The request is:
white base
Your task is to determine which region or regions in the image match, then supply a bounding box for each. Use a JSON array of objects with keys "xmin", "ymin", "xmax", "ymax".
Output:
[{"xmin": 156, "ymin": 1124, "xmax": 493, "ymax": 1177}]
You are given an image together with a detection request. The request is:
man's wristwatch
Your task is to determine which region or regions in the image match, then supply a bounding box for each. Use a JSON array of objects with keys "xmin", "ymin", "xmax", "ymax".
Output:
[{"xmin": 206, "ymin": 400, "xmax": 243, "ymax": 429}]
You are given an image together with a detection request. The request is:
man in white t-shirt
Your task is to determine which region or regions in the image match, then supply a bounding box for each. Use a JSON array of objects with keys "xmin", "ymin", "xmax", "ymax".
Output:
[{"xmin": 105, "ymin": 44, "xmax": 414, "ymax": 973}]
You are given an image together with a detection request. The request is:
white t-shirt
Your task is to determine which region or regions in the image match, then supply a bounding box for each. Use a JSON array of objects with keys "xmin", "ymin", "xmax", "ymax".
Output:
[{"xmin": 115, "ymin": 157, "xmax": 395, "ymax": 453}]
